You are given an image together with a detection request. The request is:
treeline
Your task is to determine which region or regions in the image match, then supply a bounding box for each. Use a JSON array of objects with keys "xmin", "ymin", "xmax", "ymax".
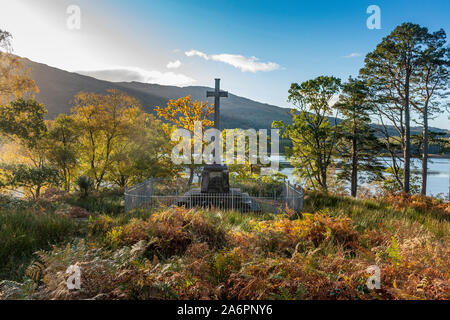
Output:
[
  {"xmin": 0, "ymin": 30, "xmax": 185, "ymax": 199},
  {"xmin": 1, "ymin": 24, "xmax": 449, "ymax": 199},
  {"xmin": 0, "ymin": 91, "xmax": 177, "ymax": 198},
  {"xmin": 279, "ymin": 133, "xmax": 450, "ymax": 157},
  {"xmin": 275, "ymin": 23, "xmax": 449, "ymax": 197}
]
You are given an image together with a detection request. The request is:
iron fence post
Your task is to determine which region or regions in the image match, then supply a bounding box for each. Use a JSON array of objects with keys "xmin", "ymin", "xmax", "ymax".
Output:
[
  {"xmin": 143, "ymin": 179, "xmax": 148, "ymax": 208},
  {"xmin": 150, "ymin": 177, "xmax": 154, "ymax": 209},
  {"xmin": 258, "ymin": 177, "xmax": 262, "ymax": 198},
  {"xmin": 125, "ymin": 186, "xmax": 128, "ymax": 212},
  {"xmin": 231, "ymin": 190, "xmax": 234, "ymax": 211}
]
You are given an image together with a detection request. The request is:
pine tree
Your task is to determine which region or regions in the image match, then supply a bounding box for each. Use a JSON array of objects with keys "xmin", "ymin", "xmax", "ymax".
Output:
[
  {"xmin": 410, "ymin": 29, "xmax": 449, "ymax": 195},
  {"xmin": 360, "ymin": 23, "xmax": 429, "ymax": 194},
  {"xmin": 334, "ymin": 78, "xmax": 384, "ymax": 197}
]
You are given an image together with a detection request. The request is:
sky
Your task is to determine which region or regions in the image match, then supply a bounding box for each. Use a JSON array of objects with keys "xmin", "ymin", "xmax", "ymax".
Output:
[{"xmin": 0, "ymin": 0, "xmax": 449, "ymax": 128}]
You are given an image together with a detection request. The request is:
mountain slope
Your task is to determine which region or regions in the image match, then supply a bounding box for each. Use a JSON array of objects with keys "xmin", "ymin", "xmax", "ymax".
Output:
[
  {"xmin": 23, "ymin": 58, "xmax": 292, "ymax": 130},
  {"xmin": 23, "ymin": 58, "xmax": 448, "ymax": 136}
]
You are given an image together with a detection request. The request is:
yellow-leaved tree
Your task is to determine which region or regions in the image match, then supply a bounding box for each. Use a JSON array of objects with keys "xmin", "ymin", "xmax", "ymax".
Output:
[
  {"xmin": 107, "ymin": 112, "xmax": 177, "ymax": 188},
  {"xmin": 45, "ymin": 114, "xmax": 81, "ymax": 191},
  {"xmin": 0, "ymin": 30, "xmax": 37, "ymax": 105},
  {"xmin": 155, "ymin": 96, "xmax": 214, "ymax": 185},
  {"xmin": 71, "ymin": 89, "xmax": 143, "ymax": 189},
  {"xmin": 0, "ymin": 30, "xmax": 46, "ymax": 198}
]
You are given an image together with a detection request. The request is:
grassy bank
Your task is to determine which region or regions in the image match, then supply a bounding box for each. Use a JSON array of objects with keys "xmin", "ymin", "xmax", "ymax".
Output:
[
  {"xmin": 0, "ymin": 191, "xmax": 448, "ymax": 300},
  {"xmin": 304, "ymin": 192, "xmax": 449, "ymax": 238},
  {"xmin": 0, "ymin": 208, "xmax": 81, "ymax": 281}
]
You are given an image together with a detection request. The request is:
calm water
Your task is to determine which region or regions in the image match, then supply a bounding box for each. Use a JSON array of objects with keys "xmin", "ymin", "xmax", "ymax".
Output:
[{"xmin": 279, "ymin": 156, "xmax": 450, "ymax": 198}]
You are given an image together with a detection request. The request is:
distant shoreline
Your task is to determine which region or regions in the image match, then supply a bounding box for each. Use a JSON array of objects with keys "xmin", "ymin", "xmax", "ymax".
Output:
[
  {"xmin": 279, "ymin": 153, "xmax": 450, "ymax": 160},
  {"xmin": 429, "ymin": 154, "xmax": 450, "ymax": 159}
]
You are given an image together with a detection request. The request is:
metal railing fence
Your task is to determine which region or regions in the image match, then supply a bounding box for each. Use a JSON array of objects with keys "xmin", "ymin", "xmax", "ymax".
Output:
[{"xmin": 125, "ymin": 177, "xmax": 304, "ymax": 213}]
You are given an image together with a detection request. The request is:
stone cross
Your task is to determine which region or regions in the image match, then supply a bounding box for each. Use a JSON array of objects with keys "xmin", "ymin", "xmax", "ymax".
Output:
[{"xmin": 207, "ymin": 79, "xmax": 228, "ymax": 130}]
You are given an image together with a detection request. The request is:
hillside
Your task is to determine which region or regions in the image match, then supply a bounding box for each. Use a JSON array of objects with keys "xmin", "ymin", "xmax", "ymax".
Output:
[
  {"xmin": 23, "ymin": 58, "xmax": 449, "ymax": 136},
  {"xmin": 23, "ymin": 58, "xmax": 292, "ymax": 130}
]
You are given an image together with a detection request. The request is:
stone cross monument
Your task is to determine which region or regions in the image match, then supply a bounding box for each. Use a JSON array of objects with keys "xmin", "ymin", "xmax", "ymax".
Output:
[
  {"xmin": 201, "ymin": 79, "xmax": 230, "ymax": 193},
  {"xmin": 207, "ymin": 78, "xmax": 228, "ymax": 130}
]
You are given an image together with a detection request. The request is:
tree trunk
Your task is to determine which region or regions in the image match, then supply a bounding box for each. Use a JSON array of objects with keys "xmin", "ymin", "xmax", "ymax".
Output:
[
  {"xmin": 188, "ymin": 166, "xmax": 195, "ymax": 187},
  {"xmin": 321, "ymin": 169, "xmax": 328, "ymax": 192},
  {"xmin": 403, "ymin": 77, "xmax": 411, "ymax": 194},
  {"xmin": 351, "ymin": 137, "xmax": 358, "ymax": 197},
  {"xmin": 65, "ymin": 168, "xmax": 71, "ymax": 192},
  {"xmin": 120, "ymin": 175, "xmax": 127, "ymax": 189},
  {"xmin": 35, "ymin": 185, "xmax": 41, "ymax": 199},
  {"xmin": 421, "ymin": 105, "xmax": 428, "ymax": 196}
]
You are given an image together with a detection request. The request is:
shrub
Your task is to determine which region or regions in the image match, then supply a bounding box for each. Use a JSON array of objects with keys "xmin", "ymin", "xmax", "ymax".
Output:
[
  {"xmin": 247, "ymin": 213, "xmax": 357, "ymax": 255},
  {"xmin": 102, "ymin": 208, "xmax": 227, "ymax": 258},
  {"xmin": 384, "ymin": 193, "xmax": 450, "ymax": 217},
  {"xmin": 77, "ymin": 176, "xmax": 93, "ymax": 198},
  {"xmin": 209, "ymin": 248, "xmax": 242, "ymax": 284},
  {"xmin": 66, "ymin": 191, "xmax": 124, "ymax": 215}
]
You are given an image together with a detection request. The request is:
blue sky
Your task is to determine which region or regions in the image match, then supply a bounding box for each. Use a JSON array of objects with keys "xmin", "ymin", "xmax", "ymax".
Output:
[{"xmin": 1, "ymin": 0, "xmax": 449, "ymax": 128}]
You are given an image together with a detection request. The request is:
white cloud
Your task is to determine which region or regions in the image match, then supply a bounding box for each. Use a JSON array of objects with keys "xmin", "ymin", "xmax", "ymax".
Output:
[
  {"xmin": 185, "ymin": 49, "xmax": 210, "ymax": 60},
  {"xmin": 76, "ymin": 66, "xmax": 196, "ymax": 86},
  {"xmin": 343, "ymin": 53, "xmax": 362, "ymax": 58},
  {"xmin": 185, "ymin": 49, "xmax": 280, "ymax": 73},
  {"xmin": 166, "ymin": 60, "xmax": 181, "ymax": 69}
]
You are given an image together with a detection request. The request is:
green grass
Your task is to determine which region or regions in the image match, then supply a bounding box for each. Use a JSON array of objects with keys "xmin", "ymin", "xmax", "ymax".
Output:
[
  {"xmin": 65, "ymin": 189, "xmax": 124, "ymax": 215},
  {"xmin": 0, "ymin": 209, "xmax": 82, "ymax": 281},
  {"xmin": 217, "ymin": 210, "xmax": 275, "ymax": 232},
  {"xmin": 303, "ymin": 192, "xmax": 450, "ymax": 238}
]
